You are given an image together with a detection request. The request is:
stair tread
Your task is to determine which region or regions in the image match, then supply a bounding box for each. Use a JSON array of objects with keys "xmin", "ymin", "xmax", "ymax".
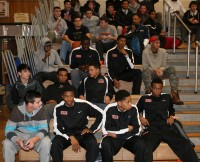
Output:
[
  {"xmin": 164, "ymin": 85, "xmax": 200, "ymax": 88},
  {"xmin": 194, "ymin": 145, "xmax": 200, "ymax": 151},
  {"xmin": 178, "ymin": 92, "xmax": 200, "ymax": 95},
  {"xmin": 176, "ymin": 111, "xmax": 200, "ymax": 114},
  {"xmin": 182, "ymin": 121, "xmax": 200, "ymax": 126},
  {"xmin": 182, "ymin": 101, "xmax": 200, "ymax": 105},
  {"xmin": 187, "ymin": 132, "xmax": 200, "ymax": 137}
]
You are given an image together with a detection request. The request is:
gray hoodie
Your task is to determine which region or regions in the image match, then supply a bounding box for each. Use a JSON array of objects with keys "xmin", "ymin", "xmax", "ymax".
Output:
[
  {"xmin": 47, "ymin": 16, "xmax": 68, "ymax": 36},
  {"xmin": 34, "ymin": 37, "xmax": 63, "ymax": 73},
  {"xmin": 5, "ymin": 102, "xmax": 48, "ymax": 143}
]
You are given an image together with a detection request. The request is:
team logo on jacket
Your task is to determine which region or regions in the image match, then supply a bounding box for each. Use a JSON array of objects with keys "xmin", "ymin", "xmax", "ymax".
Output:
[
  {"xmin": 76, "ymin": 55, "xmax": 81, "ymax": 58},
  {"xmin": 112, "ymin": 115, "xmax": 119, "ymax": 119},
  {"xmin": 59, "ymin": 85, "xmax": 64, "ymax": 88},
  {"xmin": 60, "ymin": 111, "xmax": 68, "ymax": 115},
  {"xmin": 98, "ymin": 79, "xmax": 104, "ymax": 83},
  {"xmin": 145, "ymin": 99, "xmax": 152, "ymax": 102},
  {"xmin": 112, "ymin": 54, "xmax": 117, "ymax": 57}
]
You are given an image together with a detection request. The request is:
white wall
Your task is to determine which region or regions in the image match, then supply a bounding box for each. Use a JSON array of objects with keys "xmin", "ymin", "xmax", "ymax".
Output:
[{"xmin": 155, "ymin": 0, "xmax": 192, "ymax": 14}]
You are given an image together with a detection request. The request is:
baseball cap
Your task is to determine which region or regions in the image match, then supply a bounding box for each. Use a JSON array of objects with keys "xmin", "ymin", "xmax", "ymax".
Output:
[{"xmin": 149, "ymin": 35, "xmax": 160, "ymax": 43}]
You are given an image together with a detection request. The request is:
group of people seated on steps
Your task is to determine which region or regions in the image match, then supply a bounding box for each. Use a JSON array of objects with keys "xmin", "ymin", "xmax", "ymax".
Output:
[
  {"xmin": 32, "ymin": 0, "xmax": 199, "ymax": 102},
  {"xmin": 3, "ymin": 73, "xmax": 199, "ymax": 162},
  {"xmin": 2, "ymin": 0, "xmax": 200, "ymax": 162},
  {"xmin": 47, "ymin": 0, "xmax": 200, "ymax": 64}
]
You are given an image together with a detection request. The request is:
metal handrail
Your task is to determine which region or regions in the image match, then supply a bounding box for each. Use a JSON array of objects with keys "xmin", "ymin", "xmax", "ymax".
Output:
[
  {"xmin": 163, "ymin": 0, "xmax": 171, "ymax": 36},
  {"xmin": 173, "ymin": 13, "xmax": 191, "ymax": 78},
  {"xmin": 195, "ymin": 41, "xmax": 200, "ymax": 94}
]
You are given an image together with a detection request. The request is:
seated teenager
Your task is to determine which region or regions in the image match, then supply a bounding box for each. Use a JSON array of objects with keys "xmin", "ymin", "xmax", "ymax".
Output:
[
  {"xmin": 101, "ymin": 90, "xmax": 150, "ymax": 162},
  {"xmin": 33, "ymin": 37, "xmax": 63, "ymax": 91},
  {"xmin": 78, "ymin": 63, "xmax": 115, "ymax": 110},
  {"xmin": 137, "ymin": 78, "xmax": 198, "ymax": 162},
  {"xmin": 70, "ymin": 36, "xmax": 100, "ymax": 89},
  {"xmin": 42, "ymin": 68, "xmax": 76, "ymax": 125},
  {"xmin": 51, "ymin": 85, "xmax": 103, "ymax": 162},
  {"xmin": 59, "ymin": 15, "xmax": 90, "ymax": 64},
  {"xmin": 106, "ymin": 35, "xmax": 142, "ymax": 94},
  {"xmin": 95, "ymin": 16, "xmax": 118, "ymax": 62},
  {"xmin": 178, "ymin": 1, "xmax": 200, "ymax": 49},
  {"xmin": 7, "ymin": 63, "xmax": 42, "ymax": 111},
  {"xmin": 47, "ymin": 6, "xmax": 67, "ymax": 43},
  {"xmin": 3, "ymin": 90, "xmax": 51, "ymax": 162}
]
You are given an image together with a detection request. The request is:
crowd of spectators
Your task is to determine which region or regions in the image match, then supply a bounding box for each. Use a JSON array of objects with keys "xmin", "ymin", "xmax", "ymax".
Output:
[{"xmin": 3, "ymin": 1, "xmax": 200, "ymax": 162}]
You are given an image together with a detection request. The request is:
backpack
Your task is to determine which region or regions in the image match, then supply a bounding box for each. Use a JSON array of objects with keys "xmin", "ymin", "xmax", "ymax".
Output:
[
  {"xmin": 128, "ymin": 26, "xmax": 144, "ymax": 56},
  {"xmin": 164, "ymin": 36, "xmax": 181, "ymax": 49}
]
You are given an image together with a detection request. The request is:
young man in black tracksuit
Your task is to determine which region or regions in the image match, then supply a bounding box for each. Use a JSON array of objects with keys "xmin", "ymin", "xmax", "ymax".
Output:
[
  {"xmin": 78, "ymin": 63, "xmax": 115, "ymax": 110},
  {"xmin": 137, "ymin": 78, "xmax": 199, "ymax": 162},
  {"xmin": 100, "ymin": 90, "xmax": 150, "ymax": 162},
  {"xmin": 43, "ymin": 68, "xmax": 71, "ymax": 104},
  {"xmin": 51, "ymin": 85, "xmax": 103, "ymax": 162},
  {"xmin": 70, "ymin": 36, "xmax": 100, "ymax": 89},
  {"xmin": 43, "ymin": 68, "xmax": 77, "ymax": 125},
  {"xmin": 106, "ymin": 34, "xmax": 142, "ymax": 94}
]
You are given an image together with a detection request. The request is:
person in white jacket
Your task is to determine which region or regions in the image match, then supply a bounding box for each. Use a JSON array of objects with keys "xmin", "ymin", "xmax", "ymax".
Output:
[{"xmin": 164, "ymin": 0, "xmax": 186, "ymax": 28}]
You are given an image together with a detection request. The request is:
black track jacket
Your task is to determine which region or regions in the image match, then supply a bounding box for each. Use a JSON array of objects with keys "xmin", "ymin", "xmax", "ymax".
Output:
[{"xmin": 53, "ymin": 98, "xmax": 103, "ymax": 140}]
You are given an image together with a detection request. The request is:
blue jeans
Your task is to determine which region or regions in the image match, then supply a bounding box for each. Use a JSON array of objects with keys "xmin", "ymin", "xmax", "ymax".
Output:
[
  {"xmin": 70, "ymin": 69, "xmax": 88, "ymax": 89},
  {"xmin": 60, "ymin": 40, "xmax": 72, "ymax": 63}
]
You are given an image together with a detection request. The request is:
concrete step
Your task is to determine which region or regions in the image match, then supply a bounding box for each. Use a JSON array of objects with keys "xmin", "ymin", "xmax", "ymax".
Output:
[
  {"xmin": 182, "ymin": 121, "xmax": 200, "ymax": 126},
  {"xmin": 162, "ymin": 85, "xmax": 200, "ymax": 93},
  {"xmin": 168, "ymin": 61, "xmax": 200, "ymax": 66},
  {"xmin": 166, "ymin": 48, "xmax": 197, "ymax": 54},
  {"xmin": 190, "ymin": 138, "xmax": 200, "ymax": 146},
  {"xmin": 178, "ymin": 93, "xmax": 200, "ymax": 102},
  {"xmin": 174, "ymin": 101, "xmax": 200, "ymax": 110},
  {"xmin": 167, "ymin": 55, "xmax": 198, "ymax": 61},
  {"xmin": 165, "ymin": 78, "xmax": 199, "ymax": 85},
  {"xmin": 176, "ymin": 71, "xmax": 200, "ymax": 78},
  {"xmin": 183, "ymin": 126, "xmax": 200, "ymax": 133},
  {"xmin": 194, "ymin": 145, "xmax": 200, "ymax": 152},
  {"xmin": 171, "ymin": 65, "xmax": 198, "ymax": 71},
  {"xmin": 175, "ymin": 112, "xmax": 200, "ymax": 121},
  {"xmin": 187, "ymin": 132, "xmax": 200, "ymax": 137},
  {"xmin": 182, "ymin": 121, "xmax": 200, "ymax": 132},
  {"xmin": 167, "ymin": 56, "xmax": 198, "ymax": 66}
]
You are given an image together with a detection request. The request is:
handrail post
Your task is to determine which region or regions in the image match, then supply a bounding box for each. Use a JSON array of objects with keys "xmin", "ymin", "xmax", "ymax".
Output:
[
  {"xmin": 163, "ymin": 1, "xmax": 166, "ymax": 31},
  {"xmin": 173, "ymin": 15, "xmax": 176, "ymax": 54},
  {"xmin": 173, "ymin": 13, "xmax": 191, "ymax": 78},
  {"xmin": 194, "ymin": 41, "xmax": 200, "ymax": 94},
  {"xmin": 186, "ymin": 34, "xmax": 191, "ymax": 79},
  {"xmin": 168, "ymin": 10, "xmax": 171, "ymax": 36},
  {"xmin": 163, "ymin": 0, "xmax": 171, "ymax": 34}
]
